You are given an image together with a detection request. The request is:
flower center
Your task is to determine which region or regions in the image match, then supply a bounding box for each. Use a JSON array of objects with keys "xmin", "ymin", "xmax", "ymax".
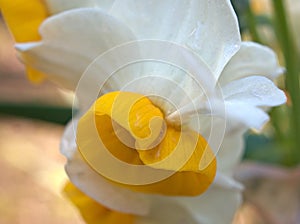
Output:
[{"xmin": 77, "ymin": 91, "xmax": 217, "ymax": 196}]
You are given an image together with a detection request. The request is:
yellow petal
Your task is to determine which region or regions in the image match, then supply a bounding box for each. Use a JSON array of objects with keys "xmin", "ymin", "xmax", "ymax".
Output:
[
  {"xmin": 77, "ymin": 91, "xmax": 216, "ymax": 196},
  {"xmin": 137, "ymin": 126, "xmax": 216, "ymax": 173},
  {"xmin": 95, "ymin": 91, "xmax": 165, "ymax": 149},
  {"xmin": 0, "ymin": 0, "xmax": 48, "ymax": 42},
  {"xmin": 126, "ymin": 169, "xmax": 215, "ymax": 196},
  {"xmin": 136, "ymin": 126, "xmax": 216, "ymax": 196},
  {"xmin": 26, "ymin": 66, "xmax": 46, "ymax": 83},
  {"xmin": 64, "ymin": 182, "xmax": 135, "ymax": 224},
  {"xmin": 0, "ymin": 0, "xmax": 48, "ymax": 82},
  {"xmin": 95, "ymin": 113, "xmax": 143, "ymax": 165},
  {"xmin": 94, "ymin": 115, "xmax": 215, "ymax": 196}
]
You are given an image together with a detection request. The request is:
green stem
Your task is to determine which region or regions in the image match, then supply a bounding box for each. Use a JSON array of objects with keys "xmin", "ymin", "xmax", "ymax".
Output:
[
  {"xmin": 272, "ymin": 0, "xmax": 300, "ymax": 166},
  {"xmin": 269, "ymin": 107, "xmax": 285, "ymax": 143}
]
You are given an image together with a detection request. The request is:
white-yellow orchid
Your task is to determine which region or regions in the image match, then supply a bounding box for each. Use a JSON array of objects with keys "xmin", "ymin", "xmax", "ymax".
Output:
[{"xmin": 0, "ymin": 0, "xmax": 286, "ymax": 223}]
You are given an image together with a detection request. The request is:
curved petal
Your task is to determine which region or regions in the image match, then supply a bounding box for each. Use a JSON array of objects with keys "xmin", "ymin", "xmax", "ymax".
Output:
[
  {"xmin": 45, "ymin": 0, "xmax": 115, "ymax": 14},
  {"xmin": 174, "ymin": 182, "xmax": 242, "ymax": 224},
  {"xmin": 219, "ymin": 42, "xmax": 284, "ymax": 85},
  {"xmin": 16, "ymin": 8, "xmax": 136, "ymax": 91},
  {"xmin": 110, "ymin": 0, "xmax": 241, "ymax": 78},
  {"xmin": 225, "ymin": 101, "xmax": 270, "ymax": 131},
  {"xmin": 222, "ymin": 76, "xmax": 286, "ymax": 107}
]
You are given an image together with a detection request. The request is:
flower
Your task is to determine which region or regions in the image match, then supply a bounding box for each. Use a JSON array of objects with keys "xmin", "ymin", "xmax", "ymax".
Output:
[
  {"xmin": 1, "ymin": 0, "xmax": 286, "ymax": 223},
  {"xmin": 0, "ymin": 0, "xmax": 48, "ymax": 82}
]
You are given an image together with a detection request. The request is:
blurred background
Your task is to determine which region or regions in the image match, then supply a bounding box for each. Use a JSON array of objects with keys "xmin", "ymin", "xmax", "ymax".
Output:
[
  {"xmin": 0, "ymin": 14, "xmax": 84, "ymax": 224},
  {"xmin": 0, "ymin": 0, "xmax": 299, "ymax": 223}
]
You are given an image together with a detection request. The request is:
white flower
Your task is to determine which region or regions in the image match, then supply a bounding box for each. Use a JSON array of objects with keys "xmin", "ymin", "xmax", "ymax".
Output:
[{"xmin": 13, "ymin": 0, "xmax": 286, "ymax": 223}]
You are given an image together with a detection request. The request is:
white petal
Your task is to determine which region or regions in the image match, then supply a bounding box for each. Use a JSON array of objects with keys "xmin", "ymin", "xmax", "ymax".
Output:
[
  {"xmin": 110, "ymin": 0, "xmax": 241, "ymax": 78},
  {"xmin": 222, "ymin": 76, "xmax": 286, "ymax": 107},
  {"xmin": 136, "ymin": 197, "xmax": 198, "ymax": 224},
  {"xmin": 174, "ymin": 183, "xmax": 242, "ymax": 224},
  {"xmin": 216, "ymin": 131, "xmax": 246, "ymax": 176},
  {"xmin": 214, "ymin": 173, "xmax": 243, "ymax": 190},
  {"xmin": 65, "ymin": 152, "xmax": 150, "ymax": 215},
  {"xmin": 137, "ymin": 176, "xmax": 242, "ymax": 224},
  {"xmin": 219, "ymin": 42, "xmax": 284, "ymax": 85},
  {"xmin": 16, "ymin": 8, "xmax": 136, "ymax": 91},
  {"xmin": 117, "ymin": 57, "xmax": 216, "ymax": 119},
  {"xmin": 225, "ymin": 101, "xmax": 270, "ymax": 131},
  {"xmin": 45, "ymin": 0, "xmax": 115, "ymax": 14},
  {"xmin": 188, "ymin": 115, "xmax": 246, "ymax": 175},
  {"xmin": 60, "ymin": 117, "xmax": 79, "ymax": 159}
]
